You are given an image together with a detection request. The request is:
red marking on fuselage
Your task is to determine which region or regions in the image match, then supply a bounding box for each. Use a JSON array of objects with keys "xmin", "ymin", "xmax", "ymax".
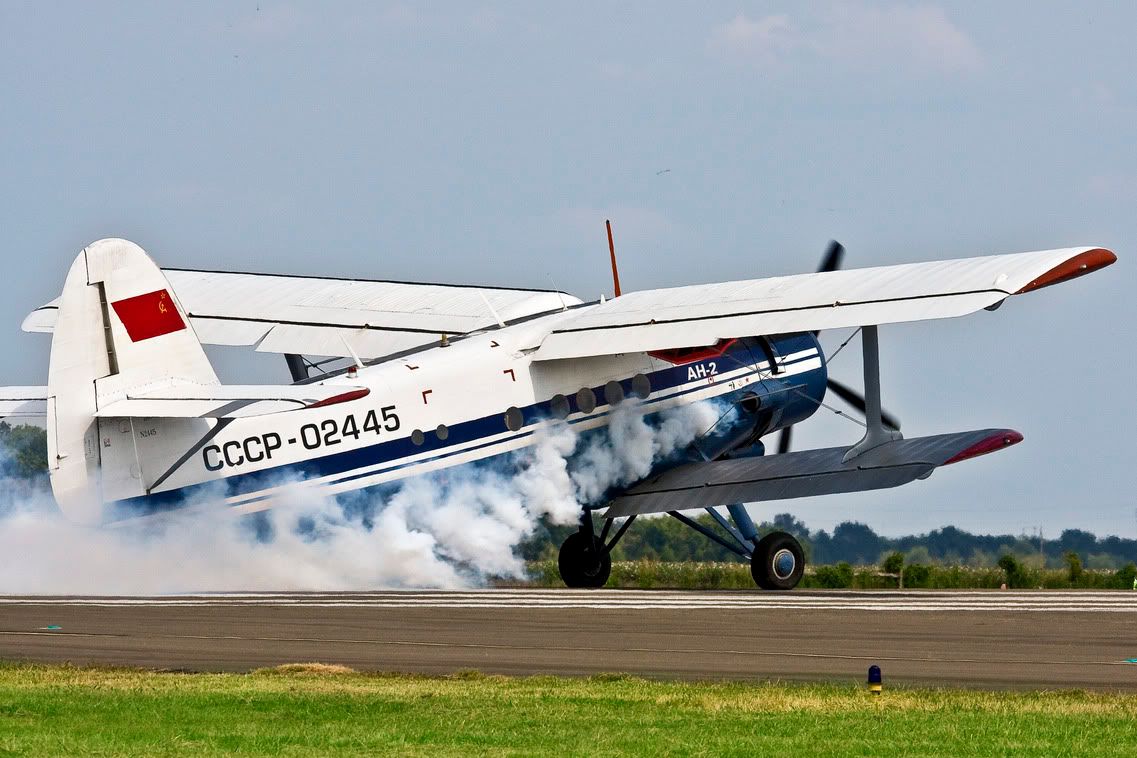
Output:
[
  {"xmin": 306, "ymin": 388, "xmax": 370, "ymax": 409},
  {"xmin": 649, "ymin": 339, "xmax": 737, "ymax": 366}
]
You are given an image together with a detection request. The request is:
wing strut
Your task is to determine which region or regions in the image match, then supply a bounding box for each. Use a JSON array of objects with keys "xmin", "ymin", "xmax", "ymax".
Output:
[
  {"xmin": 285, "ymin": 354, "xmax": 308, "ymax": 382},
  {"xmin": 842, "ymin": 325, "xmax": 902, "ymax": 462}
]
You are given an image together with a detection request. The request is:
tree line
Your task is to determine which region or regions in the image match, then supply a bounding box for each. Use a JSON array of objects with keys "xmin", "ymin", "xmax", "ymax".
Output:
[{"xmin": 520, "ymin": 512, "xmax": 1137, "ymax": 570}]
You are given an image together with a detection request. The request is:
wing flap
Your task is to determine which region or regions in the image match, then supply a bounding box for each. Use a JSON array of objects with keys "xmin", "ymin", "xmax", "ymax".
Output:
[
  {"xmin": 604, "ymin": 429, "xmax": 1022, "ymax": 517},
  {"xmin": 253, "ymin": 323, "xmax": 438, "ymax": 360},
  {"xmin": 93, "ymin": 383, "xmax": 369, "ymax": 419},
  {"xmin": 532, "ymin": 247, "xmax": 1115, "ymax": 360}
]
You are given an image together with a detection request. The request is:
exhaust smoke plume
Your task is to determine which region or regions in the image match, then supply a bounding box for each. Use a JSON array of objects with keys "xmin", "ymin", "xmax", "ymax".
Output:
[{"xmin": 0, "ymin": 400, "xmax": 725, "ymax": 593}]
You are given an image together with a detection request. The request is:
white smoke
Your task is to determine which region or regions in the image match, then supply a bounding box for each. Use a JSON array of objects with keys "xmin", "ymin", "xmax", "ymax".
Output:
[
  {"xmin": 0, "ymin": 399, "xmax": 727, "ymax": 593},
  {"xmin": 570, "ymin": 400, "xmax": 722, "ymax": 503}
]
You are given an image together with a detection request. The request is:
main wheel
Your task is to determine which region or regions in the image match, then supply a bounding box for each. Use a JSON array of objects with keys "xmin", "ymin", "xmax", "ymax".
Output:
[
  {"xmin": 558, "ymin": 532, "xmax": 612, "ymax": 588},
  {"xmin": 751, "ymin": 531, "xmax": 805, "ymax": 590}
]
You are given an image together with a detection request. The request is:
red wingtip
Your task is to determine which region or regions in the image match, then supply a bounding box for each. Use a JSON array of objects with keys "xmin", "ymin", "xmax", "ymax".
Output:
[
  {"xmin": 306, "ymin": 388, "xmax": 370, "ymax": 408},
  {"xmin": 943, "ymin": 430, "xmax": 1024, "ymax": 466},
  {"xmin": 1015, "ymin": 248, "xmax": 1116, "ymax": 295}
]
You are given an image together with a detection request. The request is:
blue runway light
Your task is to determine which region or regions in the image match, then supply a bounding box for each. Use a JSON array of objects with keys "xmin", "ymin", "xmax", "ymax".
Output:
[{"xmin": 867, "ymin": 665, "xmax": 882, "ymax": 695}]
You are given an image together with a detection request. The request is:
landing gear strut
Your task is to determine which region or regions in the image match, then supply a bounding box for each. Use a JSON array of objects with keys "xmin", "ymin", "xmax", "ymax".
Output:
[{"xmin": 556, "ymin": 505, "xmax": 807, "ymax": 590}]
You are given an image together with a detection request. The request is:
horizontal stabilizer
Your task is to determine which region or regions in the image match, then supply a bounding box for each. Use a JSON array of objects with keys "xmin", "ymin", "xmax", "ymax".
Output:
[
  {"xmin": 94, "ymin": 383, "xmax": 369, "ymax": 419},
  {"xmin": 0, "ymin": 387, "xmax": 48, "ymax": 418},
  {"xmin": 604, "ymin": 428, "xmax": 1023, "ymax": 518}
]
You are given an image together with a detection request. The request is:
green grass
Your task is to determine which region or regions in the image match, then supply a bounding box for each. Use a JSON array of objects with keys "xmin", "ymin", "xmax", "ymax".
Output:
[{"xmin": 1, "ymin": 663, "xmax": 1135, "ymax": 756}]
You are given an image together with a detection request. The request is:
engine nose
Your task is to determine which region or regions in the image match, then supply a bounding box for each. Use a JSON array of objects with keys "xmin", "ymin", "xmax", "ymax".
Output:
[
  {"xmin": 680, "ymin": 332, "xmax": 828, "ymax": 462},
  {"xmin": 747, "ymin": 332, "xmax": 829, "ymax": 434}
]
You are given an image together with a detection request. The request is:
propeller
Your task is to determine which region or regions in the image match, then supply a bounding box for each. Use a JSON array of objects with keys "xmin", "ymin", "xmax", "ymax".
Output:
[
  {"xmin": 818, "ymin": 239, "xmax": 845, "ymax": 274},
  {"xmin": 772, "ymin": 240, "xmax": 900, "ymax": 455},
  {"xmin": 825, "ymin": 378, "xmax": 901, "ymax": 432},
  {"xmin": 811, "ymin": 240, "xmax": 844, "ymax": 339}
]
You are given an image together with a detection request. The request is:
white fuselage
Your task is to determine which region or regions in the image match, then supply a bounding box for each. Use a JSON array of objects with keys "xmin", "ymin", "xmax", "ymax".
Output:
[{"xmin": 108, "ymin": 308, "xmax": 827, "ymax": 521}]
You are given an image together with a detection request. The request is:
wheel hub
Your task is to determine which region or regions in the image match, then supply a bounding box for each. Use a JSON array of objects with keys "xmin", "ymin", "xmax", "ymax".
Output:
[{"xmin": 772, "ymin": 548, "xmax": 796, "ymax": 580}]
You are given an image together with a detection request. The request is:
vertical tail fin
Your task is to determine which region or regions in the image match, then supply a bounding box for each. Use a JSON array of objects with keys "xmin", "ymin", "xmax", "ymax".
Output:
[{"xmin": 47, "ymin": 238, "xmax": 218, "ymax": 523}]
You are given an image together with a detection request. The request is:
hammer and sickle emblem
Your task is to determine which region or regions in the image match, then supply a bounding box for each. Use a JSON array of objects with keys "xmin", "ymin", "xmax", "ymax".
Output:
[{"xmin": 159, "ymin": 301, "xmax": 168, "ymax": 314}]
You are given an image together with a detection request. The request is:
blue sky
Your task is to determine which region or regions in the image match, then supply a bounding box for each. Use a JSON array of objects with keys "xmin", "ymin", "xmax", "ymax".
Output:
[{"xmin": 1, "ymin": 1, "xmax": 1132, "ymax": 538}]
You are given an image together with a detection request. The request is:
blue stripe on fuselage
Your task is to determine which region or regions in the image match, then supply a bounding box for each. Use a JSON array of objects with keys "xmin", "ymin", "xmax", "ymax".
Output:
[{"xmin": 106, "ymin": 333, "xmax": 826, "ymax": 521}]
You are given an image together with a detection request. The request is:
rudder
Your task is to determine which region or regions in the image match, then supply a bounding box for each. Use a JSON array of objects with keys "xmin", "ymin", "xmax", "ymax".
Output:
[{"xmin": 47, "ymin": 238, "xmax": 218, "ymax": 523}]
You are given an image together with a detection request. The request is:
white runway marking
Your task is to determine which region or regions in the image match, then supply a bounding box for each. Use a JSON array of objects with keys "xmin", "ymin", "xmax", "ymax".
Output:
[{"xmin": 0, "ymin": 590, "xmax": 1134, "ymax": 612}]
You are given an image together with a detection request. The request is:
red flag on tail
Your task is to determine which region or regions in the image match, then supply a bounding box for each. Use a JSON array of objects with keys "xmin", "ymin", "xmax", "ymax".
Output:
[{"xmin": 110, "ymin": 289, "xmax": 186, "ymax": 342}]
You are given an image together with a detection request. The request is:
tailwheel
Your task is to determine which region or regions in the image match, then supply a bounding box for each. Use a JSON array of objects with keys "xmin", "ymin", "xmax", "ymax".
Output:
[
  {"xmin": 751, "ymin": 531, "xmax": 805, "ymax": 590},
  {"xmin": 558, "ymin": 532, "xmax": 612, "ymax": 589}
]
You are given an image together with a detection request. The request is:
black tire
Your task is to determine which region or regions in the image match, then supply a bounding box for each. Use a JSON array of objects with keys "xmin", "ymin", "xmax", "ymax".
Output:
[
  {"xmin": 558, "ymin": 532, "xmax": 612, "ymax": 588},
  {"xmin": 751, "ymin": 531, "xmax": 805, "ymax": 590}
]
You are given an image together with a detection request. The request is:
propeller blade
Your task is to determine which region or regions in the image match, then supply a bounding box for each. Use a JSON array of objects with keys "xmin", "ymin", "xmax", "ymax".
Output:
[
  {"xmin": 777, "ymin": 425, "xmax": 792, "ymax": 454},
  {"xmin": 826, "ymin": 378, "xmax": 902, "ymax": 432},
  {"xmin": 812, "ymin": 241, "xmax": 846, "ymax": 336},
  {"xmin": 818, "ymin": 240, "xmax": 845, "ymax": 273}
]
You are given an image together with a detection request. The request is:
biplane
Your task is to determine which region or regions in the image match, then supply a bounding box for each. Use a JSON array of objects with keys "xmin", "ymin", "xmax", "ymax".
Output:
[{"xmin": 0, "ymin": 235, "xmax": 1115, "ymax": 589}]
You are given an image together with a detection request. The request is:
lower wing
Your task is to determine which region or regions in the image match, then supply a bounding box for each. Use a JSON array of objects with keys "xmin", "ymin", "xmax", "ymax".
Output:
[{"xmin": 605, "ymin": 428, "xmax": 1022, "ymax": 517}]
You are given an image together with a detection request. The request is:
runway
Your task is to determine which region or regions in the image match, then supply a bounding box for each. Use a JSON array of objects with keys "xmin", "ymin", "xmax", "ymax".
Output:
[{"xmin": 2, "ymin": 590, "xmax": 1135, "ymax": 691}]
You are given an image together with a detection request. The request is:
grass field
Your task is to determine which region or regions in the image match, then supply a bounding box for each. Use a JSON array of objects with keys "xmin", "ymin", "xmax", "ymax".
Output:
[{"xmin": 1, "ymin": 663, "xmax": 1136, "ymax": 756}]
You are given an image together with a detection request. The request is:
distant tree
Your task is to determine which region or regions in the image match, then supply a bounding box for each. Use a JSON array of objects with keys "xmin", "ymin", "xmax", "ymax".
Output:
[
  {"xmin": 1063, "ymin": 551, "xmax": 1083, "ymax": 584},
  {"xmin": 967, "ymin": 549, "xmax": 996, "ymax": 568},
  {"xmin": 1056, "ymin": 529, "xmax": 1098, "ymax": 557},
  {"xmin": 828, "ymin": 522, "xmax": 886, "ymax": 564},
  {"xmin": 881, "ymin": 551, "xmax": 905, "ymax": 589},
  {"xmin": 809, "ymin": 529, "xmax": 834, "ymax": 563},
  {"xmin": 1115, "ymin": 563, "xmax": 1137, "ymax": 591},
  {"xmin": 998, "ymin": 553, "xmax": 1024, "ymax": 588},
  {"xmin": 771, "ymin": 513, "xmax": 809, "ymax": 537},
  {"xmin": 902, "ymin": 563, "xmax": 932, "ymax": 588},
  {"xmin": 813, "ymin": 562, "xmax": 854, "ymax": 588},
  {"xmin": 0, "ymin": 422, "xmax": 48, "ymax": 479},
  {"xmin": 1086, "ymin": 553, "xmax": 1119, "ymax": 571},
  {"xmin": 923, "ymin": 526, "xmax": 975, "ymax": 561},
  {"xmin": 881, "ymin": 551, "xmax": 904, "ymax": 575},
  {"xmin": 905, "ymin": 545, "xmax": 933, "ymax": 566}
]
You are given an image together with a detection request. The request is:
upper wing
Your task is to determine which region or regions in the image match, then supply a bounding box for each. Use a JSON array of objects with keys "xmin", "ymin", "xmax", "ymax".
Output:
[
  {"xmin": 25, "ymin": 269, "xmax": 581, "ymax": 361},
  {"xmin": 605, "ymin": 428, "xmax": 1022, "ymax": 517},
  {"xmin": 531, "ymin": 247, "xmax": 1115, "ymax": 360}
]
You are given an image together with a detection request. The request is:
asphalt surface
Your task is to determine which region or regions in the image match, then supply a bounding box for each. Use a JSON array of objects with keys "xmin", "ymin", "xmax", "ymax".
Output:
[{"xmin": 1, "ymin": 590, "xmax": 1135, "ymax": 691}]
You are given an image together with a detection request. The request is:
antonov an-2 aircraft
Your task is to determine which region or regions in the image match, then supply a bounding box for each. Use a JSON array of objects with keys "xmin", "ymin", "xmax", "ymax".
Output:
[{"xmin": 0, "ymin": 237, "xmax": 1116, "ymax": 590}]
